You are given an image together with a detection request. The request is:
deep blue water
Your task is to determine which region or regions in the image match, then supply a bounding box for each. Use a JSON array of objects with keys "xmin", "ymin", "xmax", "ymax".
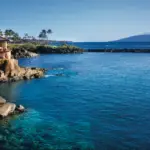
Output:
[
  {"xmin": 73, "ymin": 42, "xmax": 150, "ymax": 50},
  {"xmin": 1, "ymin": 53, "xmax": 150, "ymax": 149}
]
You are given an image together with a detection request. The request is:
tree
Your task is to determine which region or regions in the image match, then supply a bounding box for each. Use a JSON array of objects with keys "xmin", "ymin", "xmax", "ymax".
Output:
[
  {"xmin": 38, "ymin": 29, "xmax": 53, "ymax": 44},
  {"xmin": 0, "ymin": 30, "xmax": 3, "ymax": 36},
  {"xmin": 4, "ymin": 29, "xmax": 20, "ymax": 42},
  {"xmin": 47, "ymin": 29, "xmax": 52, "ymax": 44},
  {"xmin": 47, "ymin": 29, "xmax": 52, "ymax": 40},
  {"xmin": 5, "ymin": 29, "xmax": 15, "ymax": 38},
  {"xmin": 11, "ymin": 32, "xmax": 20, "ymax": 41},
  {"xmin": 23, "ymin": 33, "xmax": 29, "ymax": 40},
  {"xmin": 38, "ymin": 29, "xmax": 47, "ymax": 41}
]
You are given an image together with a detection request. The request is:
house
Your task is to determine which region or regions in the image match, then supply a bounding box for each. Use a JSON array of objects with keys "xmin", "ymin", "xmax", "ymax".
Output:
[{"xmin": 0, "ymin": 36, "xmax": 11, "ymax": 59}]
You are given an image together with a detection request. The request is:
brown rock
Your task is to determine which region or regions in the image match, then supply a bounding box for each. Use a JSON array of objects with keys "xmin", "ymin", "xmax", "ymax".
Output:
[
  {"xmin": 0, "ymin": 103, "xmax": 16, "ymax": 118},
  {"xmin": 0, "ymin": 96, "xmax": 6, "ymax": 105},
  {"xmin": 0, "ymin": 59, "xmax": 46, "ymax": 83},
  {"xmin": 16, "ymin": 105, "xmax": 25, "ymax": 112}
]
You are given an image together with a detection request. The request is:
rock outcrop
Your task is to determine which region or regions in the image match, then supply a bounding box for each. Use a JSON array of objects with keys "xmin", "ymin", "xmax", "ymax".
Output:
[
  {"xmin": 11, "ymin": 49, "xmax": 38, "ymax": 59},
  {"xmin": 16, "ymin": 105, "xmax": 25, "ymax": 113},
  {"xmin": 10, "ymin": 44, "xmax": 39, "ymax": 59},
  {"xmin": 0, "ymin": 97, "xmax": 25, "ymax": 118},
  {"xmin": 0, "ymin": 96, "xmax": 6, "ymax": 105},
  {"xmin": 0, "ymin": 103, "xmax": 16, "ymax": 117},
  {"xmin": 0, "ymin": 59, "xmax": 46, "ymax": 83}
]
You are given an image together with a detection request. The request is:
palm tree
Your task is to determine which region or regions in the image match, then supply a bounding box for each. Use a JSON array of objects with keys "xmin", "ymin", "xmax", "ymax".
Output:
[
  {"xmin": 47, "ymin": 29, "xmax": 52, "ymax": 43},
  {"xmin": 47, "ymin": 29, "xmax": 52, "ymax": 38},
  {"xmin": 38, "ymin": 29, "xmax": 47, "ymax": 41},
  {"xmin": 38, "ymin": 29, "xmax": 53, "ymax": 44},
  {"xmin": 42, "ymin": 29, "xmax": 47, "ymax": 41},
  {"xmin": 38, "ymin": 32, "xmax": 43, "ymax": 40}
]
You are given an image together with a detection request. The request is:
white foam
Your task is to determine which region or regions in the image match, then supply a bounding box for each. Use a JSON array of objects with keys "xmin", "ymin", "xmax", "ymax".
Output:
[
  {"xmin": 45, "ymin": 75, "xmax": 55, "ymax": 78},
  {"xmin": 53, "ymin": 68, "xmax": 64, "ymax": 70}
]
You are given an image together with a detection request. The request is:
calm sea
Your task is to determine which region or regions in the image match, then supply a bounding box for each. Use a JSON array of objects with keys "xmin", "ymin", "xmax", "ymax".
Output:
[
  {"xmin": 0, "ymin": 53, "xmax": 150, "ymax": 149},
  {"xmin": 73, "ymin": 42, "xmax": 150, "ymax": 50}
]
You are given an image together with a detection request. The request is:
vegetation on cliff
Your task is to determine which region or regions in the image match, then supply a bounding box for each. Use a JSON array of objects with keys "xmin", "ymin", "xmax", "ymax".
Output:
[
  {"xmin": 9, "ymin": 43, "xmax": 84, "ymax": 58},
  {"xmin": 35, "ymin": 44, "xmax": 84, "ymax": 54}
]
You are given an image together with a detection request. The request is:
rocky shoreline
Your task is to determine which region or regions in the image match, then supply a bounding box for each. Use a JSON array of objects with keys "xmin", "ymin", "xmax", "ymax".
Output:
[
  {"xmin": 0, "ymin": 58, "xmax": 46, "ymax": 118},
  {"xmin": 11, "ymin": 48, "xmax": 38, "ymax": 59},
  {"xmin": 0, "ymin": 59, "xmax": 46, "ymax": 83},
  {"xmin": 0, "ymin": 96, "xmax": 25, "ymax": 118}
]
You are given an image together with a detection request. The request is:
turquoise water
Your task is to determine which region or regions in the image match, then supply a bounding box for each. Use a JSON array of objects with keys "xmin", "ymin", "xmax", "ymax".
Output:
[{"xmin": 1, "ymin": 53, "xmax": 150, "ymax": 149}]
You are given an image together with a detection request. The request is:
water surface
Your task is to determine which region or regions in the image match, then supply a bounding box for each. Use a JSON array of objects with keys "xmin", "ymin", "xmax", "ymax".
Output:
[
  {"xmin": 0, "ymin": 53, "xmax": 150, "ymax": 149},
  {"xmin": 74, "ymin": 42, "xmax": 150, "ymax": 50}
]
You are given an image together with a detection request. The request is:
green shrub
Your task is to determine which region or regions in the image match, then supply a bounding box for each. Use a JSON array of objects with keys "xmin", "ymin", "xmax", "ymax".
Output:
[
  {"xmin": 9, "ymin": 43, "xmax": 84, "ymax": 54},
  {"xmin": 9, "ymin": 43, "xmax": 37, "ymax": 52}
]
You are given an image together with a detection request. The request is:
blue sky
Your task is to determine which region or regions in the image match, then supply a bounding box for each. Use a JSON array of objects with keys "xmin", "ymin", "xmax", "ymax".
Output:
[{"xmin": 0, "ymin": 0, "xmax": 150, "ymax": 41}]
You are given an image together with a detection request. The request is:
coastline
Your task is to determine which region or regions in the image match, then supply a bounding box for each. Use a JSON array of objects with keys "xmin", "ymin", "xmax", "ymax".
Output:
[
  {"xmin": 10, "ymin": 43, "xmax": 84, "ymax": 59},
  {"xmin": 0, "ymin": 59, "xmax": 46, "ymax": 83}
]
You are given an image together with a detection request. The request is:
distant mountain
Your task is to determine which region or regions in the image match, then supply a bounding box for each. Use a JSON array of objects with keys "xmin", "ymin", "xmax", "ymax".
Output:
[{"xmin": 115, "ymin": 34, "xmax": 150, "ymax": 42}]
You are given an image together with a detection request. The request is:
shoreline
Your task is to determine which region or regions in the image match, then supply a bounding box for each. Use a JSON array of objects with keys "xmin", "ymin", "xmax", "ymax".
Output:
[{"xmin": 0, "ymin": 59, "xmax": 46, "ymax": 83}]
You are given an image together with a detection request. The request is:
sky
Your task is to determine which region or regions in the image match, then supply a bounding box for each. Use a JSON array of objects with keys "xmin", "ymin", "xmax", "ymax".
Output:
[{"xmin": 0, "ymin": 0, "xmax": 150, "ymax": 42}]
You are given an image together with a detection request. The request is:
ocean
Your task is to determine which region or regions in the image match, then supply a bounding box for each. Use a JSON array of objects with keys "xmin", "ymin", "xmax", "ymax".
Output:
[
  {"xmin": 73, "ymin": 42, "xmax": 150, "ymax": 50},
  {"xmin": 0, "ymin": 51, "xmax": 150, "ymax": 149}
]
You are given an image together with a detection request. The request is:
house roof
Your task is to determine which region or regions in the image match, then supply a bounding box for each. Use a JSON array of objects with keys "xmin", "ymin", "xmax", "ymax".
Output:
[{"xmin": 0, "ymin": 36, "xmax": 8, "ymax": 42}]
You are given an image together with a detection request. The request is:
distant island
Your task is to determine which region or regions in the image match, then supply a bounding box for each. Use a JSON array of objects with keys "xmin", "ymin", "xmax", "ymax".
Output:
[
  {"xmin": 114, "ymin": 34, "xmax": 150, "ymax": 42},
  {"xmin": 87, "ymin": 34, "xmax": 150, "ymax": 53}
]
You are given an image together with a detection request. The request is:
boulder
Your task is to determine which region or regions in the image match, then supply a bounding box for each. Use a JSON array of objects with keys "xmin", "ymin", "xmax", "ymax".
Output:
[
  {"xmin": 16, "ymin": 105, "xmax": 25, "ymax": 112},
  {"xmin": 0, "ymin": 96, "xmax": 6, "ymax": 105},
  {"xmin": 0, "ymin": 103, "xmax": 16, "ymax": 118}
]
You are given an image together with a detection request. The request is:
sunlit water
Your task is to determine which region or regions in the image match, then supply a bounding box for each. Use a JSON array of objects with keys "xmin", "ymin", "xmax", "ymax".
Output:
[{"xmin": 0, "ymin": 53, "xmax": 150, "ymax": 149}]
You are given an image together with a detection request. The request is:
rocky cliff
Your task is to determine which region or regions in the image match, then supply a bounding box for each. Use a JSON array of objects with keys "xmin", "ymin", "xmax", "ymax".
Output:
[{"xmin": 0, "ymin": 59, "xmax": 46, "ymax": 82}]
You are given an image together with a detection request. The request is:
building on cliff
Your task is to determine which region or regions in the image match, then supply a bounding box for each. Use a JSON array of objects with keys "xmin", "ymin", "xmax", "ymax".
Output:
[{"xmin": 0, "ymin": 36, "xmax": 11, "ymax": 59}]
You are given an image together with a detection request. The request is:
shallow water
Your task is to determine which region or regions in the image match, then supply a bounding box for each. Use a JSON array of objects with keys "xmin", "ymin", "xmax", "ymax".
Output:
[{"xmin": 1, "ymin": 53, "xmax": 150, "ymax": 149}]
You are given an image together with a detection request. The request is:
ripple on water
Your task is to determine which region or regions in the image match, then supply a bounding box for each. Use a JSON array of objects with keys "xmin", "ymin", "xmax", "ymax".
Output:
[{"xmin": 45, "ymin": 68, "xmax": 78, "ymax": 78}]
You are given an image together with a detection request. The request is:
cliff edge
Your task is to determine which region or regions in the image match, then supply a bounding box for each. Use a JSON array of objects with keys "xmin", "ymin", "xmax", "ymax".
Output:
[{"xmin": 0, "ymin": 59, "xmax": 46, "ymax": 82}]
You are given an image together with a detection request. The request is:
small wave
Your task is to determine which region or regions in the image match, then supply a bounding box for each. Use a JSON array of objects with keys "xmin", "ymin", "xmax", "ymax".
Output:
[
  {"xmin": 53, "ymin": 67, "xmax": 64, "ymax": 70},
  {"xmin": 45, "ymin": 75, "xmax": 55, "ymax": 78}
]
